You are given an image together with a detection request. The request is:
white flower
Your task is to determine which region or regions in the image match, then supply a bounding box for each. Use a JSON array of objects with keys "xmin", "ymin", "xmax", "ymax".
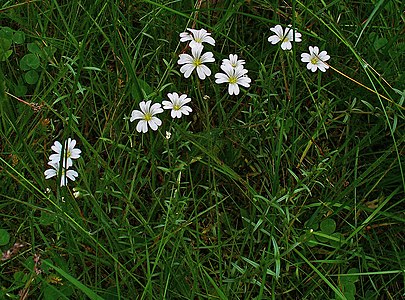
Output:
[
  {"xmin": 49, "ymin": 138, "xmax": 81, "ymax": 168},
  {"xmin": 178, "ymin": 46, "xmax": 215, "ymax": 80},
  {"xmin": 301, "ymin": 46, "xmax": 330, "ymax": 72},
  {"xmin": 73, "ymin": 187, "xmax": 81, "ymax": 198},
  {"xmin": 215, "ymin": 64, "xmax": 252, "ymax": 95},
  {"xmin": 179, "ymin": 28, "xmax": 215, "ymax": 49},
  {"xmin": 221, "ymin": 54, "xmax": 245, "ymax": 69},
  {"xmin": 162, "ymin": 92, "xmax": 192, "ymax": 119},
  {"xmin": 267, "ymin": 25, "xmax": 302, "ymax": 50},
  {"xmin": 130, "ymin": 100, "xmax": 164, "ymax": 133},
  {"xmin": 44, "ymin": 161, "xmax": 78, "ymax": 187},
  {"xmin": 165, "ymin": 131, "xmax": 172, "ymax": 140}
]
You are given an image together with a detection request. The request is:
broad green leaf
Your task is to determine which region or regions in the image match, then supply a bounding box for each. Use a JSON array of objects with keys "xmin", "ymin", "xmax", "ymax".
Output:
[
  {"xmin": 0, "ymin": 228, "xmax": 10, "ymax": 245},
  {"xmin": 41, "ymin": 46, "xmax": 57, "ymax": 60},
  {"xmin": 320, "ymin": 218, "xmax": 336, "ymax": 235},
  {"xmin": 342, "ymin": 282, "xmax": 356, "ymax": 299},
  {"xmin": 374, "ymin": 37, "xmax": 388, "ymax": 51},
  {"xmin": 0, "ymin": 36, "xmax": 12, "ymax": 61},
  {"xmin": 13, "ymin": 31, "xmax": 25, "ymax": 44},
  {"xmin": 345, "ymin": 268, "xmax": 360, "ymax": 283},
  {"xmin": 14, "ymin": 271, "xmax": 29, "ymax": 284},
  {"xmin": 20, "ymin": 53, "xmax": 40, "ymax": 70},
  {"xmin": 40, "ymin": 211, "xmax": 57, "ymax": 226},
  {"xmin": 0, "ymin": 49, "xmax": 12, "ymax": 61},
  {"xmin": 24, "ymin": 70, "xmax": 39, "ymax": 84},
  {"xmin": 28, "ymin": 42, "xmax": 42, "ymax": 54},
  {"xmin": 0, "ymin": 37, "xmax": 12, "ymax": 51},
  {"xmin": 15, "ymin": 84, "xmax": 27, "ymax": 97},
  {"xmin": 0, "ymin": 27, "xmax": 13, "ymax": 39}
]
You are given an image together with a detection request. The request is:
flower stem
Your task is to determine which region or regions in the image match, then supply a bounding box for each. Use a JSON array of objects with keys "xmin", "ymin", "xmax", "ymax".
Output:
[{"xmin": 328, "ymin": 65, "xmax": 402, "ymax": 109}]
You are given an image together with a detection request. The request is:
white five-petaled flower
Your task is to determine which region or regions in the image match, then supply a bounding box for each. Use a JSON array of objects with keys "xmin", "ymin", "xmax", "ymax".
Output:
[
  {"xmin": 215, "ymin": 64, "xmax": 252, "ymax": 95},
  {"xmin": 221, "ymin": 54, "xmax": 245, "ymax": 69},
  {"xmin": 45, "ymin": 137, "xmax": 81, "ymax": 187},
  {"xmin": 178, "ymin": 46, "xmax": 215, "ymax": 80},
  {"xmin": 44, "ymin": 161, "xmax": 79, "ymax": 187},
  {"xmin": 301, "ymin": 46, "xmax": 330, "ymax": 72},
  {"xmin": 130, "ymin": 100, "xmax": 164, "ymax": 133},
  {"xmin": 49, "ymin": 138, "xmax": 81, "ymax": 168},
  {"xmin": 179, "ymin": 28, "xmax": 215, "ymax": 49},
  {"xmin": 267, "ymin": 25, "xmax": 302, "ymax": 50},
  {"xmin": 162, "ymin": 92, "xmax": 192, "ymax": 119}
]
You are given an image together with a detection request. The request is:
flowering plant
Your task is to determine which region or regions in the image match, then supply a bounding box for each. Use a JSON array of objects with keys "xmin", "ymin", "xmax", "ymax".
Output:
[
  {"xmin": 162, "ymin": 92, "xmax": 192, "ymax": 119},
  {"xmin": 215, "ymin": 59, "xmax": 251, "ymax": 95},
  {"xmin": 178, "ymin": 46, "xmax": 215, "ymax": 80},
  {"xmin": 179, "ymin": 28, "xmax": 215, "ymax": 49},
  {"xmin": 268, "ymin": 25, "xmax": 302, "ymax": 50},
  {"xmin": 45, "ymin": 138, "xmax": 81, "ymax": 187},
  {"xmin": 301, "ymin": 46, "xmax": 330, "ymax": 72},
  {"xmin": 130, "ymin": 100, "xmax": 164, "ymax": 133}
]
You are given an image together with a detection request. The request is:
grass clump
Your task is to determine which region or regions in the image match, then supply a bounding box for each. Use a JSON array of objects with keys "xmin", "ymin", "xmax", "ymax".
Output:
[{"xmin": 1, "ymin": 0, "xmax": 404, "ymax": 299}]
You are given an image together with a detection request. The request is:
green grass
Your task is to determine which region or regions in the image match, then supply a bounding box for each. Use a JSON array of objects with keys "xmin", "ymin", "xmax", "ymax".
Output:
[{"xmin": 1, "ymin": 0, "xmax": 404, "ymax": 299}]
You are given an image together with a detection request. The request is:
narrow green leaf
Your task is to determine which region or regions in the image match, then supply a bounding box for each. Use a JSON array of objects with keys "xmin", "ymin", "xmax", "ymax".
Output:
[{"xmin": 42, "ymin": 260, "xmax": 104, "ymax": 300}]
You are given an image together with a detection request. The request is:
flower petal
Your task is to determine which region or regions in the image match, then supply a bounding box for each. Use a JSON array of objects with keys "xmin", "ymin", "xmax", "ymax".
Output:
[
  {"xmin": 201, "ymin": 51, "xmax": 215, "ymax": 63},
  {"xmin": 228, "ymin": 83, "xmax": 240, "ymax": 95},
  {"xmin": 148, "ymin": 117, "xmax": 162, "ymax": 131},
  {"xmin": 237, "ymin": 77, "xmax": 251, "ymax": 87},
  {"xmin": 319, "ymin": 51, "xmax": 330, "ymax": 61},
  {"xmin": 150, "ymin": 103, "xmax": 163, "ymax": 115},
  {"xmin": 70, "ymin": 149, "xmax": 81, "ymax": 159},
  {"xmin": 203, "ymin": 36, "xmax": 215, "ymax": 46},
  {"xmin": 136, "ymin": 120, "xmax": 148, "ymax": 133},
  {"xmin": 66, "ymin": 169, "xmax": 78, "ymax": 181},
  {"xmin": 179, "ymin": 32, "xmax": 192, "ymax": 42},
  {"xmin": 130, "ymin": 110, "xmax": 144, "ymax": 122},
  {"xmin": 311, "ymin": 46, "xmax": 319, "ymax": 55},
  {"xmin": 181, "ymin": 106, "xmax": 192, "ymax": 114},
  {"xmin": 51, "ymin": 141, "xmax": 62, "ymax": 153},
  {"xmin": 197, "ymin": 65, "xmax": 211, "ymax": 80},
  {"xmin": 215, "ymin": 73, "xmax": 230, "ymax": 84},
  {"xmin": 191, "ymin": 46, "xmax": 202, "ymax": 59},
  {"xmin": 309, "ymin": 64, "xmax": 318, "ymax": 72},
  {"xmin": 281, "ymin": 41, "xmax": 292, "ymax": 50},
  {"xmin": 139, "ymin": 101, "xmax": 149, "ymax": 114},
  {"xmin": 162, "ymin": 101, "xmax": 173, "ymax": 109},
  {"xmin": 267, "ymin": 36, "xmax": 280, "ymax": 44},
  {"xmin": 44, "ymin": 168, "xmax": 57, "ymax": 179},
  {"xmin": 220, "ymin": 63, "xmax": 235, "ymax": 75},
  {"xmin": 181, "ymin": 64, "xmax": 195, "ymax": 78},
  {"xmin": 270, "ymin": 25, "xmax": 284, "ymax": 36},
  {"xmin": 301, "ymin": 53, "xmax": 311, "ymax": 62},
  {"xmin": 178, "ymin": 53, "xmax": 193, "ymax": 65},
  {"xmin": 181, "ymin": 97, "xmax": 191, "ymax": 104}
]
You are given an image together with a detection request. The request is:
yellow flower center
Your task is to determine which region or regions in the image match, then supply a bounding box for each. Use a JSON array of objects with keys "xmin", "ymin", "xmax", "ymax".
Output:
[
  {"xmin": 173, "ymin": 104, "xmax": 181, "ymax": 111},
  {"xmin": 281, "ymin": 36, "xmax": 289, "ymax": 43},
  {"xmin": 144, "ymin": 113, "xmax": 152, "ymax": 121},
  {"xmin": 310, "ymin": 57, "xmax": 319, "ymax": 65},
  {"xmin": 229, "ymin": 76, "xmax": 238, "ymax": 84},
  {"xmin": 193, "ymin": 58, "xmax": 202, "ymax": 67},
  {"xmin": 195, "ymin": 37, "xmax": 202, "ymax": 43}
]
